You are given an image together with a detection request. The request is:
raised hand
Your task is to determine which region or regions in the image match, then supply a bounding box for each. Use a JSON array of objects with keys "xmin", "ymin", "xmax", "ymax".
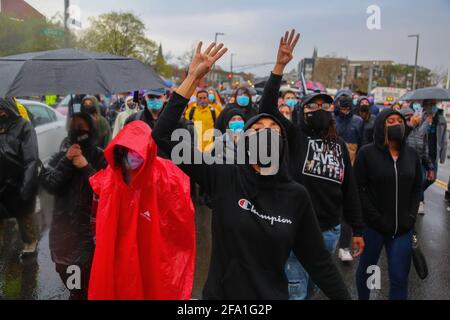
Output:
[
  {"xmin": 189, "ymin": 42, "xmax": 228, "ymax": 80},
  {"xmin": 277, "ymin": 29, "xmax": 300, "ymax": 66},
  {"xmin": 273, "ymin": 29, "xmax": 300, "ymax": 75}
]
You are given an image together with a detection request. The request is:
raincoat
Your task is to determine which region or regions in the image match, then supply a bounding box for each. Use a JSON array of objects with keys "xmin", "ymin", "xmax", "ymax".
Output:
[{"xmin": 88, "ymin": 120, "xmax": 195, "ymax": 300}]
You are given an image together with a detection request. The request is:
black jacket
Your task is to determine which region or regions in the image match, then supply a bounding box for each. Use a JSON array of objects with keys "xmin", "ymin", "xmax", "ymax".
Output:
[
  {"xmin": 215, "ymin": 102, "xmax": 259, "ymax": 133},
  {"xmin": 361, "ymin": 114, "xmax": 376, "ymax": 146},
  {"xmin": 258, "ymin": 73, "xmax": 364, "ymax": 236},
  {"xmin": 0, "ymin": 98, "xmax": 39, "ymax": 218},
  {"xmin": 40, "ymin": 113, "xmax": 107, "ymax": 265},
  {"xmin": 354, "ymin": 109, "xmax": 422, "ymax": 237},
  {"xmin": 152, "ymin": 92, "xmax": 349, "ymax": 300}
]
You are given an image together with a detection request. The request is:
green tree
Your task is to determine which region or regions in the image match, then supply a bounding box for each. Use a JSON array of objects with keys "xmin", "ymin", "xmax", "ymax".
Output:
[
  {"xmin": 78, "ymin": 12, "xmax": 158, "ymax": 64},
  {"xmin": 0, "ymin": 13, "xmax": 77, "ymax": 57},
  {"xmin": 153, "ymin": 44, "xmax": 172, "ymax": 78}
]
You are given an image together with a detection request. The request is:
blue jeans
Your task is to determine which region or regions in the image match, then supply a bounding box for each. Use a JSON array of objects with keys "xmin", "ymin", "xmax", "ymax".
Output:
[
  {"xmin": 285, "ymin": 225, "xmax": 341, "ymax": 300},
  {"xmin": 356, "ymin": 227, "xmax": 413, "ymax": 300}
]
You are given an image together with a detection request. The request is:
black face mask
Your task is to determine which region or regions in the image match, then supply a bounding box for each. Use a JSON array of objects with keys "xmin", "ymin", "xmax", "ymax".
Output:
[
  {"xmin": 387, "ymin": 124, "xmax": 405, "ymax": 143},
  {"xmin": 245, "ymin": 129, "xmax": 283, "ymax": 169},
  {"xmin": 360, "ymin": 105, "xmax": 370, "ymax": 113},
  {"xmin": 305, "ymin": 110, "xmax": 332, "ymax": 132},
  {"xmin": 83, "ymin": 106, "xmax": 97, "ymax": 115},
  {"xmin": 68, "ymin": 129, "xmax": 93, "ymax": 147}
]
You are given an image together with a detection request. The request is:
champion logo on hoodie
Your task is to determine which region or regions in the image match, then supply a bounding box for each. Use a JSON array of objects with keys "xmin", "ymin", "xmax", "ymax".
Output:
[{"xmin": 238, "ymin": 199, "xmax": 292, "ymax": 226}]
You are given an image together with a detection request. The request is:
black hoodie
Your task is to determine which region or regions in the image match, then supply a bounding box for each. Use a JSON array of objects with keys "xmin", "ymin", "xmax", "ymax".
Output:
[
  {"xmin": 152, "ymin": 92, "xmax": 350, "ymax": 300},
  {"xmin": 354, "ymin": 109, "xmax": 422, "ymax": 236},
  {"xmin": 41, "ymin": 112, "xmax": 107, "ymax": 265},
  {"xmin": 258, "ymin": 73, "xmax": 364, "ymax": 236},
  {"xmin": 0, "ymin": 98, "xmax": 39, "ymax": 218}
]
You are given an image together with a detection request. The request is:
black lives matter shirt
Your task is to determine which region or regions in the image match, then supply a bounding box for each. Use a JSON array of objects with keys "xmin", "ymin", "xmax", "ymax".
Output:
[
  {"xmin": 258, "ymin": 73, "xmax": 364, "ymax": 235},
  {"xmin": 152, "ymin": 92, "xmax": 350, "ymax": 300}
]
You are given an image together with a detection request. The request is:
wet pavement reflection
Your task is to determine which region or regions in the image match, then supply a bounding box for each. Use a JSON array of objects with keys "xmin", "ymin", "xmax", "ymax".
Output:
[{"xmin": 1, "ymin": 162, "xmax": 450, "ymax": 300}]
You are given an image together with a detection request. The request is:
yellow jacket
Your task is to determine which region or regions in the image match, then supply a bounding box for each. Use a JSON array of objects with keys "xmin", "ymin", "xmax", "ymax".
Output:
[{"xmin": 185, "ymin": 104, "xmax": 223, "ymax": 151}]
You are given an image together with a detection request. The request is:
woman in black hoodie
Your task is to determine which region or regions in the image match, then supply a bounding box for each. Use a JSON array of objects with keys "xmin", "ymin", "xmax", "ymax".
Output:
[
  {"xmin": 354, "ymin": 109, "xmax": 422, "ymax": 300},
  {"xmin": 257, "ymin": 30, "xmax": 365, "ymax": 299},
  {"xmin": 152, "ymin": 39, "xmax": 350, "ymax": 300}
]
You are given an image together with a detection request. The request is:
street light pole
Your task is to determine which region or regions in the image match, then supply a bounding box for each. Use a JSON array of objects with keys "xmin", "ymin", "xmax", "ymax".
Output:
[
  {"xmin": 230, "ymin": 53, "xmax": 236, "ymax": 87},
  {"xmin": 408, "ymin": 34, "xmax": 420, "ymax": 90},
  {"xmin": 210, "ymin": 32, "xmax": 225, "ymax": 85},
  {"xmin": 64, "ymin": 0, "xmax": 70, "ymax": 48}
]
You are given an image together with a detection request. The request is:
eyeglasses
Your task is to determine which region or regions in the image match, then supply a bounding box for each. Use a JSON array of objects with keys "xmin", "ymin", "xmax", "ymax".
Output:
[{"xmin": 304, "ymin": 103, "xmax": 332, "ymax": 111}]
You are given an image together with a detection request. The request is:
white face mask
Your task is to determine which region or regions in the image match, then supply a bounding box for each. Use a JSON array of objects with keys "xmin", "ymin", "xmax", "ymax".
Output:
[{"xmin": 125, "ymin": 150, "xmax": 144, "ymax": 170}]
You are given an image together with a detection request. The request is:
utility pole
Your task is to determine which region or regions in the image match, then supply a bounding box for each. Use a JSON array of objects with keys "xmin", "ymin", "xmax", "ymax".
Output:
[
  {"xmin": 230, "ymin": 53, "xmax": 235, "ymax": 86},
  {"xmin": 210, "ymin": 32, "xmax": 225, "ymax": 85},
  {"xmin": 408, "ymin": 34, "xmax": 420, "ymax": 90},
  {"xmin": 446, "ymin": 68, "xmax": 449, "ymax": 89},
  {"xmin": 368, "ymin": 62, "xmax": 374, "ymax": 94},
  {"xmin": 64, "ymin": 0, "xmax": 70, "ymax": 48}
]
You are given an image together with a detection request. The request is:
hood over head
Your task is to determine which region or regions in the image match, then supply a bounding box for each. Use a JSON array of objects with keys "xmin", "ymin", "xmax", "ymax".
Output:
[
  {"xmin": 69, "ymin": 112, "xmax": 98, "ymax": 146},
  {"xmin": 374, "ymin": 108, "xmax": 407, "ymax": 149},
  {"xmin": 223, "ymin": 108, "xmax": 246, "ymax": 127},
  {"xmin": 81, "ymin": 95, "xmax": 101, "ymax": 115},
  {"xmin": 334, "ymin": 89, "xmax": 353, "ymax": 103},
  {"xmin": 0, "ymin": 98, "xmax": 20, "ymax": 118},
  {"xmin": 104, "ymin": 120, "xmax": 157, "ymax": 188}
]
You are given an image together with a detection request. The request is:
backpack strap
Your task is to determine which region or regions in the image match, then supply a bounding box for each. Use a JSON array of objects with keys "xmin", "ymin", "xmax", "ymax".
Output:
[
  {"xmin": 209, "ymin": 107, "xmax": 217, "ymax": 123},
  {"xmin": 189, "ymin": 107, "xmax": 196, "ymax": 121}
]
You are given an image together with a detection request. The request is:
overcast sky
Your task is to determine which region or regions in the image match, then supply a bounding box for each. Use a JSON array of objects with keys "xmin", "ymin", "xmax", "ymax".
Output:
[{"xmin": 26, "ymin": 0, "xmax": 450, "ymax": 76}]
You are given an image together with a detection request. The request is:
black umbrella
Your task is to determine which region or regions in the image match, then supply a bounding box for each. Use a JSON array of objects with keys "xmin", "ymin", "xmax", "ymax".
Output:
[
  {"xmin": 0, "ymin": 49, "xmax": 166, "ymax": 98},
  {"xmin": 399, "ymin": 87, "xmax": 450, "ymax": 101}
]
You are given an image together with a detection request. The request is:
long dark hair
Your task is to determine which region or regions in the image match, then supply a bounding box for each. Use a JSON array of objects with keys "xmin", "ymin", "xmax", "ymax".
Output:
[{"xmin": 321, "ymin": 117, "xmax": 339, "ymax": 157}]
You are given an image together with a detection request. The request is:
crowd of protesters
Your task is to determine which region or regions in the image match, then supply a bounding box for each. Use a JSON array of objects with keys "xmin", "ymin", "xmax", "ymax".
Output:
[{"xmin": 1, "ymin": 29, "xmax": 449, "ymax": 301}]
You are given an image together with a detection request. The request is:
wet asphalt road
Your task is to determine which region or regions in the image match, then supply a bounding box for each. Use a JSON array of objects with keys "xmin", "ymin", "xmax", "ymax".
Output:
[{"xmin": 1, "ymin": 162, "xmax": 449, "ymax": 300}]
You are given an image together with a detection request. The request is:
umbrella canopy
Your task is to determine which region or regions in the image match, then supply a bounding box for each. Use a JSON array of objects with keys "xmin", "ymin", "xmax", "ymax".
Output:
[
  {"xmin": 0, "ymin": 49, "xmax": 166, "ymax": 98},
  {"xmin": 399, "ymin": 87, "xmax": 450, "ymax": 101}
]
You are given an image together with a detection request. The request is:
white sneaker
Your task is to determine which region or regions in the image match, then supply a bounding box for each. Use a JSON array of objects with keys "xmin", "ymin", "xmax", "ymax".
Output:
[
  {"xmin": 418, "ymin": 202, "xmax": 425, "ymax": 215},
  {"xmin": 338, "ymin": 248, "xmax": 353, "ymax": 262}
]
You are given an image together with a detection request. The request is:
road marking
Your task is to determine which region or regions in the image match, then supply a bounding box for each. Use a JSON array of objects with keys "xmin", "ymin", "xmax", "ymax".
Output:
[{"xmin": 435, "ymin": 179, "xmax": 448, "ymax": 190}]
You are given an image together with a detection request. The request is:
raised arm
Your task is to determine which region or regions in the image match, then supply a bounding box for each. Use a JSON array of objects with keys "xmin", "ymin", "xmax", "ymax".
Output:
[
  {"xmin": 152, "ymin": 42, "xmax": 228, "ymax": 194},
  {"xmin": 259, "ymin": 30, "xmax": 300, "ymax": 141}
]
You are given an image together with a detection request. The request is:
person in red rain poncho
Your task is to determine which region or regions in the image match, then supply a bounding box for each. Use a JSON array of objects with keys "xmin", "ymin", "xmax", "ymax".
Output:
[{"xmin": 88, "ymin": 120, "xmax": 195, "ymax": 300}]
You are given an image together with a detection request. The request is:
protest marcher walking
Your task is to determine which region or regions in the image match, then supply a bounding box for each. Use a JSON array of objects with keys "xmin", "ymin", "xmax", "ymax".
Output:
[{"xmin": 354, "ymin": 109, "xmax": 422, "ymax": 300}]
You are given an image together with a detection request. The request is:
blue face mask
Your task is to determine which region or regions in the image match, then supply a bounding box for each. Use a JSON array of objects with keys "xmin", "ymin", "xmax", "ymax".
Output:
[
  {"xmin": 432, "ymin": 105, "xmax": 438, "ymax": 114},
  {"xmin": 352, "ymin": 99, "xmax": 358, "ymax": 106},
  {"xmin": 126, "ymin": 151, "xmax": 144, "ymax": 171},
  {"xmin": 208, "ymin": 94, "xmax": 216, "ymax": 102},
  {"xmin": 285, "ymin": 99, "xmax": 297, "ymax": 108},
  {"xmin": 412, "ymin": 103, "xmax": 423, "ymax": 113},
  {"xmin": 229, "ymin": 120, "xmax": 245, "ymax": 133},
  {"xmin": 236, "ymin": 95, "xmax": 250, "ymax": 107},
  {"xmin": 147, "ymin": 99, "xmax": 163, "ymax": 111}
]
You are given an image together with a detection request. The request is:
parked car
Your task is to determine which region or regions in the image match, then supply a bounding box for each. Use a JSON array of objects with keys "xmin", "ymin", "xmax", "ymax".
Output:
[{"xmin": 18, "ymin": 99, "xmax": 67, "ymax": 165}]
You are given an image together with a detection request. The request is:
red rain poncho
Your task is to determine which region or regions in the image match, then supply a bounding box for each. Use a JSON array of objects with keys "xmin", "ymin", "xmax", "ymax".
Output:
[{"xmin": 88, "ymin": 120, "xmax": 195, "ymax": 300}]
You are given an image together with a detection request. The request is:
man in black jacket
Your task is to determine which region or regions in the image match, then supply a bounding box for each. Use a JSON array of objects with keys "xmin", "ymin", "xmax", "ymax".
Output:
[
  {"xmin": 41, "ymin": 112, "xmax": 107, "ymax": 300},
  {"xmin": 0, "ymin": 98, "xmax": 39, "ymax": 258},
  {"xmin": 359, "ymin": 96, "xmax": 376, "ymax": 146}
]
